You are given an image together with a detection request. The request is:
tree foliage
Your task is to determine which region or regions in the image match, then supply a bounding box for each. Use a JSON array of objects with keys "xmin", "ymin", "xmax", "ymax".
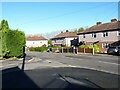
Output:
[
  {"xmin": 48, "ymin": 39, "xmax": 52, "ymax": 45},
  {"xmin": 73, "ymin": 27, "xmax": 84, "ymax": 34}
]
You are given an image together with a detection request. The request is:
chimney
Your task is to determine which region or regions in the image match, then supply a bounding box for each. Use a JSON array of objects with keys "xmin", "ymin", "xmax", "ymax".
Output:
[
  {"xmin": 29, "ymin": 35, "xmax": 33, "ymax": 37},
  {"xmin": 96, "ymin": 22, "xmax": 102, "ymax": 25},
  {"xmin": 66, "ymin": 30, "xmax": 69, "ymax": 32},
  {"xmin": 37, "ymin": 34, "xmax": 41, "ymax": 37},
  {"xmin": 111, "ymin": 19, "xmax": 117, "ymax": 22},
  {"xmin": 61, "ymin": 31, "xmax": 63, "ymax": 33}
]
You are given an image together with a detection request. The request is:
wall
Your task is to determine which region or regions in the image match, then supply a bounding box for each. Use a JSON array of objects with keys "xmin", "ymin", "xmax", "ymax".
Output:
[
  {"xmin": 65, "ymin": 37, "xmax": 78, "ymax": 46},
  {"xmin": 26, "ymin": 40, "xmax": 48, "ymax": 47},
  {"xmin": 52, "ymin": 37, "xmax": 78, "ymax": 46},
  {"xmin": 52, "ymin": 38, "xmax": 65, "ymax": 46},
  {"xmin": 79, "ymin": 30, "xmax": 119, "ymax": 43},
  {"xmin": 78, "ymin": 30, "xmax": 120, "ymax": 53}
]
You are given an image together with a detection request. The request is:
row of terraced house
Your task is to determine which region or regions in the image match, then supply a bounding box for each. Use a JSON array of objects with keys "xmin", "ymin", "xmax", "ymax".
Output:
[{"xmin": 26, "ymin": 19, "xmax": 120, "ymax": 53}]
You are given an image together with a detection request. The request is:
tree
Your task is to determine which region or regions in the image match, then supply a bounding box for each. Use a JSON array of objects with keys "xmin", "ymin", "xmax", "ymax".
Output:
[
  {"xmin": 1, "ymin": 20, "xmax": 9, "ymax": 31},
  {"xmin": 48, "ymin": 39, "xmax": 52, "ymax": 45},
  {"xmin": 78, "ymin": 27, "xmax": 84, "ymax": 33},
  {"xmin": 73, "ymin": 30, "xmax": 78, "ymax": 34}
]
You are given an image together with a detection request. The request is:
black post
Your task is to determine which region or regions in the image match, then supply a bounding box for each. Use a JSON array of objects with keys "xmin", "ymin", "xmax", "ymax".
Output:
[{"xmin": 21, "ymin": 53, "xmax": 26, "ymax": 71}]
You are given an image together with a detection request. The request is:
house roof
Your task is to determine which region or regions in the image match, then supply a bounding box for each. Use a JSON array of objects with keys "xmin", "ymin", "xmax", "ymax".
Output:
[
  {"xmin": 51, "ymin": 32, "xmax": 78, "ymax": 39},
  {"xmin": 78, "ymin": 20, "xmax": 120, "ymax": 35},
  {"xmin": 26, "ymin": 35, "xmax": 47, "ymax": 41}
]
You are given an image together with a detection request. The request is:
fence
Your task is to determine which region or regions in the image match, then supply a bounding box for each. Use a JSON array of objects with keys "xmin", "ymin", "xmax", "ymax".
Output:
[{"xmin": 51, "ymin": 48, "xmax": 94, "ymax": 55}]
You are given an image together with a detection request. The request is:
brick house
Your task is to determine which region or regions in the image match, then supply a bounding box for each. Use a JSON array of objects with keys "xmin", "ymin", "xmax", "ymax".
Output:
[
  {"xmin": 26, "ymin": 35, "xmax": 48, "ymax": 48},
  {"xmin": 51, "ymin": 30, "xmax": 78, "ymax": 47},
  {"xmin": 78, "ymin": 19, "xmax": 120, "ymax": 53}
]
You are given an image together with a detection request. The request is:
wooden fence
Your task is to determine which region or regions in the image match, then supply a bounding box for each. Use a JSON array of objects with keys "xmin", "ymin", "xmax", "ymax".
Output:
[{"xmin": 51, "ymin": 48, "xmax": 94, "ymax": 55}]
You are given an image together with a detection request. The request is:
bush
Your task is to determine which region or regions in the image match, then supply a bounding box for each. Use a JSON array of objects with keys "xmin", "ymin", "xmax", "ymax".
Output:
[
  {"xmin": 0, "ymin": 20, "xmax": 26, "ymax": 57},
  {"xmin": 5, "ymin": 30, "xmax": 26, "ymax": 57},
  {"xmin": 78, "ymin": 45, "xmax": 86, "ymax": 48},
  {"xmin": 93, "ymin": 44, "xmax": 100, "ymax": 53},
  {"xmin": 78, "ymin": 44, "xmax": 100, "ymax": 53},
  {"xmin": 49, "ymin": 46, "xmax": 71, "ymax": 48},
  {"xmin": 29, "ymin": 47, "xmax": 49, "ymax": 52}
]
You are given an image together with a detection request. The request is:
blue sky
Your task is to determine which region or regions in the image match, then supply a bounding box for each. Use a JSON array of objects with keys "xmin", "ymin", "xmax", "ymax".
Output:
[{"xmin": 2, "ymin": 2, "xmax": 118, "ymax": 36}]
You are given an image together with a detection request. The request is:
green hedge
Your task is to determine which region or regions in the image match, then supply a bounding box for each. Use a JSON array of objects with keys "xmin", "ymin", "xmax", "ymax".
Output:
[
  {"xmin": 29, "ymin": 47, "xmax": 49, "ymax": 52},
  {"xmin": 0, "ymin": 20, "xmax": 26, "ymax": 57},
  {"xmin": 49, "ymin": 46, "xmax": 71, "ymax": 48},
  {"xmin": 78, "ymin": 44, "xmax": 100, "ymax": 53},
  {"xmin": 5, "ymin": 30, "xmax": 26, "ymax": 57}
]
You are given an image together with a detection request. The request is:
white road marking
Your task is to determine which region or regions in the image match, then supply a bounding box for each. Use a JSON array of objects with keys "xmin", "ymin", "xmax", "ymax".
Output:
[
  {"xmin": 67, "ymin": 65, "xmax": 119, "ymax": 75},
  {"xmin": 98, "ymin": 61, "xmax": 120, "ymax": 65},
  {"xmin": 27, "ymin": 58, "xmax": 35, "ymax": 62}
]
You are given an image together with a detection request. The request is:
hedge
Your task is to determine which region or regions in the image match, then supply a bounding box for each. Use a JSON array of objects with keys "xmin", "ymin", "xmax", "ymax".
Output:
[
  {"xmin": 5, "ymin": 30, "xmax": 26, "ymax": 57},
  {"xmin": 78, "ymin": 44, "xmax": 100, "ymax": 53},
  {"xmin": 0, "ymin": 20, "xmax": 26, "ymax": 57},
  {"xmin": 29, "ymin": 47, "xmax": 49, "ymax": 52}
]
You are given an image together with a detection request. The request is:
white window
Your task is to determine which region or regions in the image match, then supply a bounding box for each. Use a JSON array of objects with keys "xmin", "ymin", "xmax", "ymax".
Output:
[
  {"xmin": 92, "ymin": 33, "xmax": 96, "ymax": 38},
  {"xmin": 117, "ymin": 30, "xmax": 120, "ymax": 36},
  {"xmin": 82, "ymin": 34, "xmax": 85, "ymax": 38},
  {"xmin": 90, "ymin": 44, "xmax": 93, "ymax": 46},
  {"xmin": 102, "ymin": 43, "xmax": 109, "ymax": 49},
  {"xmin": 103, "ymin": 32, "xmax": 108, "ymax": 37}
]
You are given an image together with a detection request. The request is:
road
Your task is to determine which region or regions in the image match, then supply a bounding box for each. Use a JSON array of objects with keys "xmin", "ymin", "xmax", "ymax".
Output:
[
  {"xmin": 25, "ymin": 51, "xmax": 119, "ymax": 75},
  {"xmin": 2, "ymin": 51, "xmax": 120, "ymax": 89}
]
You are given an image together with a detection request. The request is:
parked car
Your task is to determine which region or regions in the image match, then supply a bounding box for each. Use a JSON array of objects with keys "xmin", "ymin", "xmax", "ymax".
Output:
[{"xmin": 107, "ymin": 46, "xmax": 120, "ymax": 55}]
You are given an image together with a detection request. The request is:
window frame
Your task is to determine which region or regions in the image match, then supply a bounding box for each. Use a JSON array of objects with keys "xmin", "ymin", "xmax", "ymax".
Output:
[
  {"xmin": 82, "ymin": 34, "xmax": 86, "ymax": 38},
  {"xmin": 102, "ymin": 43, "xmax": 109, "ymax": 49},
  {"xmin": 103, "ymin": 32, "xmax": 108, "ymax": 37},
  {"xmin": 117, "ymin": 30, "xmax": 120, "ymax": 36},
  {"xmin": 92, "ymin": 33, "xmax": 96, "ymax": 38}
]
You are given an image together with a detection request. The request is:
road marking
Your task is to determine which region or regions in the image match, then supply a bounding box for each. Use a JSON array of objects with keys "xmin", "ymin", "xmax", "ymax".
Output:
[
  {"xmin": 67, "ymin": 65, "xmax": 119, "ymax": 75},
  {"xmin": 27, "ymin": 58, "xmax": 35, "ymax": 62},
  {"xmin": 98, "ymin": 61, "xmax": 120, "ymax": 65}
]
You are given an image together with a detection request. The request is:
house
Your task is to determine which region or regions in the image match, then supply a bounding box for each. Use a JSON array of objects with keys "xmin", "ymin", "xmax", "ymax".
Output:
[
  {"xmin": 78, "ymin": 19, "xmax": 120, "ymax": 53},
  {"xmin": 26, "ymin": 35, "xmax": 48, "ymax": 48},
  {"xmin": 51, "ymin": 30, "xmax": 78, "ymax": 47}
]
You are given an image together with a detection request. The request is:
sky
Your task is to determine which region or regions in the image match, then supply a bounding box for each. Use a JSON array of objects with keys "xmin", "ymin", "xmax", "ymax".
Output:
[{"xmin": 1, "ymin": 2, "xmax": 118, "ymax": 37}]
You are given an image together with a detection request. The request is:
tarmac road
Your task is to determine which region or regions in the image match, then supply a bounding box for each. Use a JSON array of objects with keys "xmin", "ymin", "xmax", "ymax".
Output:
[
  {"xmin": 2, "ymin": 51, "xmax": 120, "ymax": 89},
  {"xmin": 2, "ymin": 67, "xmax": 119, "ymax": 89}
]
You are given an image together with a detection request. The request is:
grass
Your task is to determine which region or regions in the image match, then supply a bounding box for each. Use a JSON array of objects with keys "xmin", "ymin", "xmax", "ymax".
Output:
[
  {"xmin": 9, "ymin": 57, "xmax": 18, "ymax": 60},
  {"xmin": 0, "ymin": 57, "xmax": 4, "ymax": 60},
  {"xmin": 0, "ymin": 57, "xmax": 18, "ymax": 60}
]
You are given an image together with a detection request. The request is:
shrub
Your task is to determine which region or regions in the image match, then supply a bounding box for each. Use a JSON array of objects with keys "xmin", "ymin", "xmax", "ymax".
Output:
[
  {"xmin": 0, "ymin": 20, "xmax": 26, "ymax": 57},
  {"xmin": 29, "ymin": 47, "xmax": 49, "ymax": 52},
  {"xmin": 78, "ymin": 44, "xmax": 100, "ymax": 53},
  {"xmin": 5, "ymin": 30, "xmax": 26, "ymax": 57},
  {"xmin": 78, "ymin": 45, "xmax": 86, "ymax": 48},
  {"xmin": 93, "ymin": 44, "xmax": 100, "ymax": 53}
]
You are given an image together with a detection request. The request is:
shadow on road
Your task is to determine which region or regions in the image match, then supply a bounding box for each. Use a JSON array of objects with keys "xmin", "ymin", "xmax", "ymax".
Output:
[
  {"xmin": 2, "ymin": 67, "xmax": 40, "ymax": 88},
  {"xmin": 2, "ymin": 53, "xmax": 105, "ymax": 89}
]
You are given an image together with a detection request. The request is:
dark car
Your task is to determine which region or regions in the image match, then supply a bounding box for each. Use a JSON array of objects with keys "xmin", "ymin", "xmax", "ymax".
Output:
[{"xmin": 107, "ymin": 46, "xmax": 120, "ymax": 55}]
